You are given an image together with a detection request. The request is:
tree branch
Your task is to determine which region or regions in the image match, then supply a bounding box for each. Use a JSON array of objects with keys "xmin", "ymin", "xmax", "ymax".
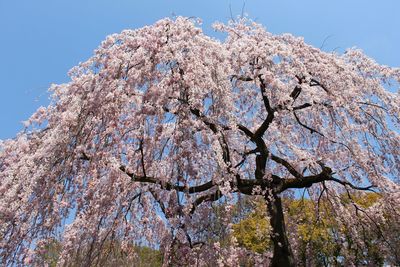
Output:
[
  {"xmin": 120, "ymin": 165, "xmax": 215, "ymax": 194},
  {"xmin": 310, "ymin": 78, "xmax": 329, "ymax": 94},
  {"xmin": 280, "ymin": 166, "xmax": 375, "ymax": 193},
  {"xmin": 292, "ymin": 103, "xmax": 312, "ymax": 111},
  {"xmin": 253, "ymin": 75, "xmax": 275, "ymax": 138},
  {"xmin": 258, "ymin": 75, "xmax": 274, "ymax": 114},
  {"xmin": 328, "ymin": 177, "xmax": 376, "ymax": 191},
  {"xmin": 293, "ymin": 112, "xmax": 324, "ymax": 136},
  {"xmin": 279, "ymin": 166, "xmax": 333, "ymax": 192},
  {"xmin": 270, "ymin": 153, "xmax": 303, "ymax": 179},
  {"xmin": 190, "ymin": 189, "xmax": 223, "ymax": 214}
]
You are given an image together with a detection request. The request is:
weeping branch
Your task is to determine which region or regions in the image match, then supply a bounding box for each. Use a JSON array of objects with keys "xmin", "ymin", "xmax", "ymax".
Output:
[
  {"xmin": 120, "ymin": 165, "xmax": 216, "ymax": 194},
  {"xmin": 190, "ymin": 189, "xmax": 223, "ymax": 214},
  {"xmin": 310, "ymin": 78, "xmax": 330, "ymax": 94},
  {"xmin": 293, "ymin": 112, "xmax": 323, "ymax": 135},
  {"xmin": 279, "ymin": 166, "xmax": 376, "ymax": 193},
  {"xmin": 270, "ymin": 153, "xmax": 302, "ymax": 179}
]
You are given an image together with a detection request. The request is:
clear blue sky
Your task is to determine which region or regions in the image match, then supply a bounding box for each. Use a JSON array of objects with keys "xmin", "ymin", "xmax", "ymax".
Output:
[{"xmin": 1, "ymin": 0, "xmax": 399, "ymax": 140}]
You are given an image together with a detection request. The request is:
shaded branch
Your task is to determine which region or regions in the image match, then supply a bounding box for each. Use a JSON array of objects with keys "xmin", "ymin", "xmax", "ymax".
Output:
[
  {"xmin": 292, "ymin": 103, "xmax": 312, "ymax": 111},
  {"xmin": 289, "ymin": 85, "xmax": 302, "ymax": 101},
  {"xmin": 230, "ymin": 75, "xmax": 253, "ymax": 82},
  {"xmin": 148, "ymin": 188, "xmax": 167, "ymax": 216},
  {"xmin": 328, "ymin": 177, "xmax": 376, "ymax": 191},
  {"xmin": 190, "ymin": 189, "xmax": 223, "ymax": 214},
  {"xmin": 293, "ymin": 112, "xmax": 324, "ymax": 135},
  {"xmin": 280, "ymin": 166, "xmax": 375, "ymax": 193},
  {"xmin": 119, "ymin": 165, "xmax": 215, "ymax": 194},
  {"xmin": 234, "ymin": 148, "xmax": 259, "ymax": 168},
  {"xmin": 253, "ymin": 75, "xmax": 275, "ymax": 138},
  {"xmin": 310, "ymin": 78, "xmax": 330, "ymax": 94},
  {"xmin": 229, "ymin": 74, "xmax": 274, "ymax": 140},
  {"xmin": 270, "ymin": 153, "xmax": 303, "ymax": 179},
  {"xmin": 258, "ymin": 75, "xmax": 274, "ymax": 114},
  {"xmin": 280, "ymin": 166, "xmax": 333, "ymax": 192}
]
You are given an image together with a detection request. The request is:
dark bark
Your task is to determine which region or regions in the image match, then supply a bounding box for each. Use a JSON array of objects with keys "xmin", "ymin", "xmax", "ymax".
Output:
[{"xmin": 265, "ymin": 192, "xmax": 295, "ymax": 267}]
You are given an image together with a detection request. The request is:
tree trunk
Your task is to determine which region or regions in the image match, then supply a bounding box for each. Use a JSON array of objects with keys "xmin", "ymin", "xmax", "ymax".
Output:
[{"xmin": 265, "ymin": 193, "xmax": 295, "ymax": 267}]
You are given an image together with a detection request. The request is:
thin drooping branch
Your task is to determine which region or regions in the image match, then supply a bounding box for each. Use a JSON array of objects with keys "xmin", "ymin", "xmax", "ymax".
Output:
[
  {"xmin": 148, "ymin": 188, "xmax": 167, "ymax": 216},
  {"xmin": 293, "ymin": 111, "xmax": 323, "ymax": 135},
  {"xmin": 230, "ymin": 75, "xmax": 254, "ymax": 82},
  {"xmin": 328, "ymin": 177, "xmax": 376, "ymax": 191},
  {"xmin": 310, "ymin": 78, "xmax": 330, "ymax": 94},
  {"xmin": 270, "ymin": 153, "xmax": 303, "ymax": 179},
  {"xmin": 167, "ymin": 94, "xmax": 234, "ymax": 164},
  {"xmin": 190, "ymin": 189, "xmax": 223, "ymax": 214},
  {"xmin": 187, "ymin": 107, "xmax": 219, "ymax": 134},
  {"xmin": 167, "ymin": 95, "xmax": 257, "ymax": 146},
  {"xmin": 279, "ymin": 166, "xmax": 376, "ymax": 193},
  {"xmin": 234, "ymin": 148, "xmax": 259, "ymax": 168},
  {"xmin": 293, "ymin": 110, "xmax": 353, "ymax": 152},
  {"xmin": 189, "ymin": 107, "xmax": 231, "ymax": 163}
]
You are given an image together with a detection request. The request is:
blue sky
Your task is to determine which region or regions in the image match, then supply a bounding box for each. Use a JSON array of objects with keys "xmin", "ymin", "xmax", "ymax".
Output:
[{"xmin": 1, "ymin": 0, "xmax": 399, "ymax": 140}]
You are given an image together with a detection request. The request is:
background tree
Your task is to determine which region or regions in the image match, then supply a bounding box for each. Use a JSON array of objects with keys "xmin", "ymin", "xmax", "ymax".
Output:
[
  {"xmin": 0, "ymin": 17, "xmax": 399, "ymax": 266},
  {"xmin": 231, "ymin": 193, "xmax": 398, "ymax": 266},
  {"xmin": 232, "ymin": 199, "xmax": 270, "ymax": 254},
  {"xmin": 37, "ymin": 240, "xmax": 163, "ymax": 267}
]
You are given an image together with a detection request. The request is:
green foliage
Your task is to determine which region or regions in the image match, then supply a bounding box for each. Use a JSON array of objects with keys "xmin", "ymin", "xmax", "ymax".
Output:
[
  {"xmin": 286, "ymin": 197, "xmax": 340, "ymax": 265},
  {"xmin": 232, "ymin": 200, "xmax": 270, "ymax": 253},
  {"xmin": 39, "ymin": 240, "xmax": 162, "ymax": 267},
  {"xmin": 40, "ymin": 239, "xmax": 61, "ymax": 267},
  {"xmin": 231, "ymin": 193, "xmax": 390, "ymax": 266},
  {"xmin": 134, "ymin": 246, "xmax": 163, "ymax": 267}
]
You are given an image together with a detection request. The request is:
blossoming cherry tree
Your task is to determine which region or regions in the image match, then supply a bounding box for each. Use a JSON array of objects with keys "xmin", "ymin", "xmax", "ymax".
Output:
[{"xmin": 1, "ymin": 17, "xmax": 399, "ymax": 266}]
